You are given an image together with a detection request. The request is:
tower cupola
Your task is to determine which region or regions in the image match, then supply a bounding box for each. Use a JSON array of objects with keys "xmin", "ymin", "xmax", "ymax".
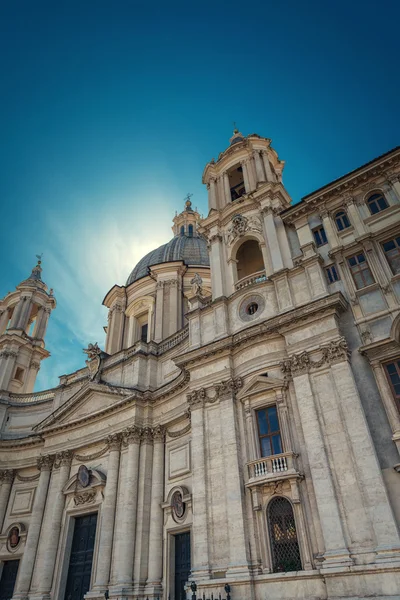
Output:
[{"xmin": 0, "ymin": 257, "xmax": 56, "ymax": 393}]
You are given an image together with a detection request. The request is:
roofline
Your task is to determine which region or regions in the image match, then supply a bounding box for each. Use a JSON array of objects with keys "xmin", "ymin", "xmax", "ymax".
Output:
[{"xmin": 281, "ymin": 145, "xmax": 400, "ymax": 217}]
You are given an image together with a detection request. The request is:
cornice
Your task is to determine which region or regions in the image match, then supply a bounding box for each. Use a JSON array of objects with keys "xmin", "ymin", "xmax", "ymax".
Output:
[{"xmin": 176, "ymin": 292, "xmax": 348, "ymax": 369}]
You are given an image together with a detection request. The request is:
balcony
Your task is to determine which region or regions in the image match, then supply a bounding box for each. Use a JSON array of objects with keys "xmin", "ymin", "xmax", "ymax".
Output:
[
  {"xmin": 246, "ymin": 452, "xmax": 300, "ymax": 486},
  {"xmin": 235, "ymin": 270, "xmax": 267, "ymax": 291}
]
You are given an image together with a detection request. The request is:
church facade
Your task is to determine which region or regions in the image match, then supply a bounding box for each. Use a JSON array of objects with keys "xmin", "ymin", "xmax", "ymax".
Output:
[{"xmin": 1, "ymin": 131, "xmax": 400, "ymax": 600}]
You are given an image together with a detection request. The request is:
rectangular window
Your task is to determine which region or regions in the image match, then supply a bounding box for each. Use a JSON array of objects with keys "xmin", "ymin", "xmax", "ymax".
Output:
[
  {"xmin": 140, "ymin": 323, "xmax": 148, "ymax": 342},
  {"xmin": 325, "ymin": 264, "xmax": 340, "ymax": 284},
  {"xmin": 312, "ymin": 226, "xmax": 328, "ymax": 247},
  {"xmin": 256, "ymin": 406, "xmax": 283, "ymax": 457},
  {"xmin": 384, "ymin": 359, "xmax": 400, "ymax": 412},
  {"xmin": 347, "ymin": 252, "xmax": 375, "ymax": 289},
  {"xmin": 382, "ymin": 236, "xmax": 400, "ymax": 275}
]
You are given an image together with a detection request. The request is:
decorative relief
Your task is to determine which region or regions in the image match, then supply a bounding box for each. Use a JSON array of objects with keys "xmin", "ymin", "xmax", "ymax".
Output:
[
  {"xmin": 37, "ymin": 454, "xmax": 54, "ymax": 471},
  {"xmin": 225, "ymin": 214, "xmax": 262, "ymax": 245},
  {"xmin": 280, "ymin": 337, "xmax": 349, "ymax": 377},
  {"xmin": 153, "ymin": 424, "xmax": 166, "ymax": 441},
  {"xmin": 74, "ymin": 444, "xmax": 109, "ymax": 462},
  {"xmin": 15, "ymin": 472, "xmax": 39, "ymax": 482},
  {"xmin": 186, "ymin": 377, "xmax": 244, "ymax": 407},
  {"xmin": 171, "ymin": 490, "xmax": 186, "ymax": 522},
  {"xmin": 1, "ymin": 469, "xmax": 15, "ymax": 483},
  {"xmin": 122, "ymin": 425, "xmax": 141, "ymax": 446},
  {"xmin": 6, "ymin": 523, "xmax": 26, "ymax": 552},
  {"xmin": 141, "ymin": 427, "xmax": 154, "ymax": 444},
  {"xmin": 54, "ymin": 450, "xmax": 73, "ymax": 469},
  {"xmin": 107, "ymin": 432, "xmax": 122, "ymax": 451},
  {"xmin": 73, "ymin": 491, "xmax": 96, "ymax": 506},
  {"xmin": 83, "ymin": 342, "xmax": 104, "ymax": 383}
]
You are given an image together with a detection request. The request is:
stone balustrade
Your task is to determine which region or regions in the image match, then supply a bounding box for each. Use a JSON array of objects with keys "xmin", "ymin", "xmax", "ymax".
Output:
[
  {"xmin": 247, "ymin": 452, "xmax": 297, "ymax": 481},
  {"xmin": 235, "ymin": 270, "xmax": 267, "ymax": 291}
]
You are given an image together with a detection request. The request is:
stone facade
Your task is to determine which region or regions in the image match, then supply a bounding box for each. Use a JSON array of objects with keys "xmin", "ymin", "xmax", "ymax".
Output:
[{"xmin": 1, "ymin": 133, "xmax": 400, "ymax": 600}]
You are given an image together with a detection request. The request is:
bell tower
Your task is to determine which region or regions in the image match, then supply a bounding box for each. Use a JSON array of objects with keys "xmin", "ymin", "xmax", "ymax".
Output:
[
  {"xmin": 0, "ymin": 257, "xmax": 56, "ymax": 393},
  {"xmin": 201, "ymin": 129, "xmax": 294, "ymax": 299}
]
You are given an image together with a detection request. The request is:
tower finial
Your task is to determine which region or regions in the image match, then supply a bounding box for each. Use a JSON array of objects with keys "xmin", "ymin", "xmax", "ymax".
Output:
[
  {"xmin": 36, "ymin": 253, "xmax": 43, "ymax": 265},
  {"xmin": 233, "ymin": 121, "xmax": 238, "ymax": 134},
  {"xmin": 184, "ymin": 192, "xmax": 193, "ymax": 211}
]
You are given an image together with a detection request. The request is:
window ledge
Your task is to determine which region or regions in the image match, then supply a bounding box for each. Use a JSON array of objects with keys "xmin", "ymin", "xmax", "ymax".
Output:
[
  {"xmin": 336, "ymin": 225, "xmax": 354, "ymax": 237},
  {"xmin": 355, "ymin": 282, "xmax": 381, "ymax": 297},
  {"xmin": 364, "ymin": 204, "xmax": 400, "ymax": 226},
  {"xmin": 390, "ymin": 272, "xmax": 400, "ymax": 284}
]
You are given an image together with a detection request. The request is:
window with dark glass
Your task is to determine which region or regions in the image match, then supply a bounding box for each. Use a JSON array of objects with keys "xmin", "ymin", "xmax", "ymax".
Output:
[
  {"xmin": 268, "ymin": 497, "xmax": 302, "ymax": 572},
  {"xmin": 367, "ymin": 193, "xmax": 389, "ymax": 215},
  {"xmin": 382, "ymin": 236, "xmax": 400, "ymax": 275},
  {"xmin": 312, "ymin": 226, "xmax": 327, "ymax": 247},
  {"xmin": 256, "ymin": 406, "xmax": 282, "ymax": 457},
  {"xmin": 180, "ymin": 226, "xmax": 185, "ymax": 236},
  {"xmin": 325, "ymin": 264, "xmax": 340, "ymax": 284},
  {"xmin": 384, "ymin": 359, "xmax": 400, "ymax": 412},
  {"xmin": 188, "ymin": 224, "xmax": 194, "ymax": 237},
  {"xmin": 140, "ymin": 323, "xmax": 148, "ymax": 342},
  {"xmin": 347, "ymin": 253, "xmax": 375, "ymax": 289},
  {"xmin": 334, "ymin": 210, "xmax": 351, "ymax": 231}
]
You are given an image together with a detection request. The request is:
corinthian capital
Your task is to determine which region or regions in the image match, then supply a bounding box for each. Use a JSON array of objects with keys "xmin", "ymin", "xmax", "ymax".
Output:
[
  {"xmin": 37, "ymin": 454, "xmax": 54, "ymax": 471},
  {"xmin": 54, "ymin": 450, "xmax": 73, "ymax": 468},
  {"xmin": 152, "ymin": 424, "xmax": 166, "ymax": 442},
  {"xmin": 107, "ymin": 433, "xmax": 122, "ymax": 451},
  {"xmin": 122, "ymin": 425, "xmax": 142, "ymax": 446},
  {"xmin": 1, "ymin": 469, "xmax": 15, "ymax": 483}
]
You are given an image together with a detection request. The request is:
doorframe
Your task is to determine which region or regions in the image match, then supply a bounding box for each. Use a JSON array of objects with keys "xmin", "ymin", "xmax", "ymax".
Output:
[
  {"xmin": 167, "ymin": 527, "xmax": 191, "ymax": 600},
  {"xmin": 53, "ymin": 507, "xmax": 101, "ymax": 600},
  {"xmin": 0, "ymin": 559, "xmax": 20, "ymax": 599}
]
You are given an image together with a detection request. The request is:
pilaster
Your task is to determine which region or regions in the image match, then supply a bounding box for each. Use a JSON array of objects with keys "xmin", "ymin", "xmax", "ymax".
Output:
[{"xmin": 0, "ymin": 469, "xmax": 15, "ymax": 531}]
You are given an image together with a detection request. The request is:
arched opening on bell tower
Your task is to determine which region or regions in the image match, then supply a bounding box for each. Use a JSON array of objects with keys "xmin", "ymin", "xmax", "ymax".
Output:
[
  {"xmin": 228, "ymin": 164, "xmax": 246, "ymax": 201},
  {"xmin": 236, "ymin": 239, "xmax": 265, "ymax": 281}
]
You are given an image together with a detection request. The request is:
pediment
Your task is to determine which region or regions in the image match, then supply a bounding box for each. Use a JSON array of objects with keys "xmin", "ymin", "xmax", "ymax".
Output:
[
  {"xmin": 35, "ymin": 382, "xmax": 133, "ymax": 431},
  {"xmin": 236, "ymin": 375, "xmax": 286, "ymax": 401}
]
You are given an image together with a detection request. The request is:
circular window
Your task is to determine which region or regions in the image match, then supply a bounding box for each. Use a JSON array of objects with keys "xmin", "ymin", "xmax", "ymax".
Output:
[{"xmin": 239, "ymin": 294, "xmax": 265, "ymax": 322}]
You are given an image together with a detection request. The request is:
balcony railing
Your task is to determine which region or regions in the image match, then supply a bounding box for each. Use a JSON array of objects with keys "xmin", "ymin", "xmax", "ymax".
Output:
[
  {"xmin": 247, "ymin": 452, "xmax": 298, "ymax": 482},
  {"xmin": 235, "ymin": 270, "xmax": 267, "ymax": 291}
]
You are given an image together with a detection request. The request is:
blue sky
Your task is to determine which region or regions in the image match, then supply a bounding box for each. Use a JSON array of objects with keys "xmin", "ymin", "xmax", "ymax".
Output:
[{"xmin": 0, "ymin": 0, "xmax": 398, "ymax": 390}]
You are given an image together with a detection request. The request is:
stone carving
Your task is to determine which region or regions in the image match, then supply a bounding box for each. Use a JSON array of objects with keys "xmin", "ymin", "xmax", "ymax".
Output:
[
  {"xmin": 37, "ymin": 454, "xmax": 54, "ymax": 471},
  {"xmin": 54, "ymin": 450, "xmax": 73, "ymax": 469},
  {"xmin": 107, "ymin": 433, "xmax": 122, "ymax": 451},
  {"xmin": 74, "ymin": 444, "xmax": 109, "ymax": 462},
  {"xmin": 122, "ymin": 425, "xmax": 141, "ymax": 446},
  {"xmin": 83, "ymin": 342, "xmax": 103, "ymax": 382},
  {"xmin": 225, "ymin": 214, "xmax": 262, "ymax": 245},
  {"xmin": 280, "ymin": 338, "xmax": 349, "ymax": 377},
  {"xmin": 152, "ymin": 424, "xmax": 166, "ymax": 441},
  {"xmin": 1, "ymin": 469, "xmax": 15, "ymax": 483},
  {"xmin": 15, "ymin": 472, "xmax": 39, "ymax": 482},
  {"xmin": 190, "ymin": 273, "xmax": 204, "ymax": 297},
  {"xmin": 186, "ymin": 387, "xmax": 207, "ymax": 407},
  {"xmin": 187, "ymin": 377, "xmax": 243, "ymax": 407},
  {"xmin": 74, "ymin": 491, "xmax": 96, "ymax": 506},
  {"xmin": 214, "ymin": 377, "xmax": 243, "ymax": 399},
  {"xmin": 141, "ymin": 427, "xmax": 153, "ymax": 444}
]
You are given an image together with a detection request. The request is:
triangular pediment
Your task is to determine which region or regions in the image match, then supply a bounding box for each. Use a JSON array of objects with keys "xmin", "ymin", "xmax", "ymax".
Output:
[
  {"xmin": 236, "ymin": 375, "xmax": 286, "ymax": 401},
  {"xmin": 35, "ymin": 382, "xmax": 134, "ymax": 431}
]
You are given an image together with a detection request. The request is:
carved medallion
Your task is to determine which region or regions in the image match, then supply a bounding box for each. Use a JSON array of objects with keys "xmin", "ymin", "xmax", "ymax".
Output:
[
  {"xmin": 77, "ymin": 465, "xmax": 90, "ymax": 488},
  {"xmin": 171, "ymin": 490, "xmax": 185, "ymax": 521}
]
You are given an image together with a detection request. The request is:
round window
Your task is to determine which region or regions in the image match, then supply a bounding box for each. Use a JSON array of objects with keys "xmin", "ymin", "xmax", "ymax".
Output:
[{"xmin": 246, "ymin": 303, "xmax": 259, "ymax": 315}]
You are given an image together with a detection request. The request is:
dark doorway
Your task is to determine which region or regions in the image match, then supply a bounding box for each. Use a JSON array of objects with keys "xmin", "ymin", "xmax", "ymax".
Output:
[
  {"xmin": 64, "ymin": 513, "xmax": 97, "ymax": 600},
  {"xmin": 0, "ymin": 560, "xmax": 19, "ymax": 600},
  {"xmin": 174, "ymin": 531, "xmax": 191, "ymax": 600}
]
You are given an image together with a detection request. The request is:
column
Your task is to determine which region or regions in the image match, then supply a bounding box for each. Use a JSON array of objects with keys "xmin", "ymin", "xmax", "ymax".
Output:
[
  {"xmin": 112, "ymin": 427, "xmax": 141, "ymax": 589},
  {"xmin": 35, "ymin": 307, "xmax": 51, "ymax": 340},
  {"xmin": 0, "ymin": 309, "xmax": 10, "ymax": 334},
  {"xmin": 9, "ymin": 298, "xmax": 25, "ymax": 329},
  {"xmin": 145, "ymin": 426, "xmax": 165, "ymax": 596},
  {"xmin": 209, "ymin": 235, "xmax": 224, "ymax": 298},
  {"xmin": 12, "ymin": 456, "xmax": 53, "ymax": 600},
  {"xmin": 320, "ymin": 209, "xmax": 340, "ymax": 248},
  {"xmin": 168, "ymin": 280, "xmax": 179, "ymax": 336},
  {"xmin": 223, "ymin": 172, "xmax": 231, "ymax": 204},
  {"xmin": 241, "ymin": 160, "xmax": 250, "ymax": 193},
  {"xmin": 92, "ymin": 434, "xmax": 121, "ymax": 592},
  {"xmin": 208, "ymin": 178, "xmax": 217, "ymax": 210},
  {"xmin": 34, "ymin": 451, "xmax": 72, "ymax": 597},
  {"xmin": 289, "ymin": 369, "xmax": 352, "ymax": 567},
  {"xmin": 371, "ymin": 362, "xmax": 400, "ymax": 454},
  {"xmin": 25, "ymin": 359, "xmax": 41, "ymax": 394},
  {"xmin": 345, "ymin": 197, "xmax": 366, "ymax": 237},
  {"xmin": 189, "ymin": 396, "xmax": 210, "ymax": 579},
  {"xmin": 154, "ymin": 282, "xmax": 164, "ymax": 342},
  {"xmin": 254, "ymin": 151, "xmax": 265, "ymax": 184},
  {"xmin": 17, "ymin": 297, "xmax": 33, "ymax": 331},
  {"xmin": 0, "ymin": 350, "xmax": 18, "ymax": 390},
  {"xmin": 32, "ymin": 307, "xmax": 44, "ymax": 338},
  {"xmin": 219, "ymin": 393, "xmax": 249, "ymax": 575},
  {"xmin": 262, "ymin": 208, "xmax": 284, "ymax": 273},
  {"xmin": 133, "ymin": 428, "xmax": 154, "ymax": 594},
  {"xmin": 261, "ymin": 151, "xmax": 275, "ymax": 182},
  {"xmin": 0, "ymin": 470, "xmax": 14, "ymax": 531},
  {"xmin": 331, "ymin": 359, "xmax": 400, "ymax": 560}
]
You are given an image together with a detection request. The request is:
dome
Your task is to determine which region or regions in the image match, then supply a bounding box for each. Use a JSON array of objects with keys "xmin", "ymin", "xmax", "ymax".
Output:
[{"xmin": 126, "ymin": 234, "xmax": 210, "ymax": 285}]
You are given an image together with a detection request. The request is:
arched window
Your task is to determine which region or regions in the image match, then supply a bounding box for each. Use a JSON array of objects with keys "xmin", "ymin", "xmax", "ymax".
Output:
[
  {"xmin": 367, "ymin": 193, "xmax": 389, "ymax": 215},
  {"xmin": 188, "ymin": 224, "xmax": 194, "ymax": 237},
  {"xmin": 180, "ymin": 226, "xmax": 185, "ymax": 236},
  {"xmin": 236, "ymin": 239, "xmax": 264, "ymax": 281},
  {"xmin": 268, "ymin": 497, "xmax": 302, "ymax": 573},
  {"xmin": 334, "ymin": 210, "xmax": 351, "ymax": 231}
]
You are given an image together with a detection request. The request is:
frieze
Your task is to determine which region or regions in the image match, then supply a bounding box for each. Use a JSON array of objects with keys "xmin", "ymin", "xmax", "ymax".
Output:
[{"xmin": 280, "ymin": 337, "xmax": 349, "ymax": 377}]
